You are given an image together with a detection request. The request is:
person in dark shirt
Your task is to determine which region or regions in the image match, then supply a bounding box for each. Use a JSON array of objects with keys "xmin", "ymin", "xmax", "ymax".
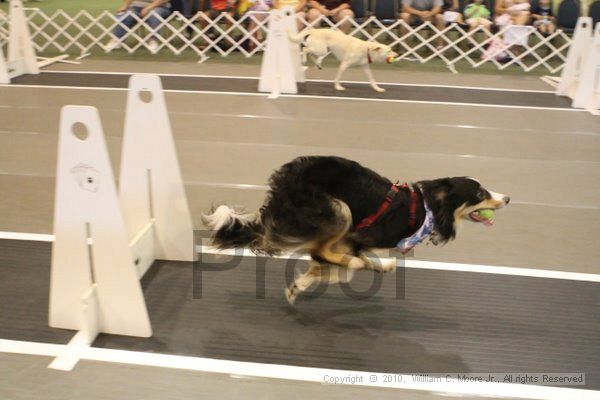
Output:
[
  {"xmin": 307, "ymin": 0, "xmax": 355, "ymax": 33},
  {"xmin": 531, "ymin": 0, "xmax": 555, "ymax": 35}
]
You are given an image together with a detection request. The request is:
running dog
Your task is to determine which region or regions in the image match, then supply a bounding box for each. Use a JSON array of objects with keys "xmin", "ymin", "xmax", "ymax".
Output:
[
  {"xmin": 202, "ymin": 156, "xmax": 510, "ymax": 304},
  {"xmin": 288, "ymin": 29, "xmax": 398, "ymax": 93}
]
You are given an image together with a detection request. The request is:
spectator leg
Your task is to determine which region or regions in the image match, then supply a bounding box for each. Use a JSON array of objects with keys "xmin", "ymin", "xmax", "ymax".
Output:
[
  {"xmin": 307, "ymin": 8, "xmax": 323, "ymax": 28},
  {"xmin": 547, "ymin": 22, "xmax": 555, "ymax": 34},
  {"xmin": 296, "ymin": 11, "xmax": 307, "ymax": 31},
  {"xmin": 146, "ymin": 7, "xmax": 171, "ymax": 40},
  {"xmin": 113, "ymin": 9, "xmax": 139, "ymax": 39},
  {"xmin": 480, "ymin": 19, "xmax": 491, "ymax": 32},
  {"xmin": 399, "ymin": 13, "xmax": 412, "ymax": 39},
  {"xmin": 334, "ymin": 9, "xmax": 354, "ymax": 34},
  {"xmin": 514, "ymin": 11, "xmax": 530, "ymax": 26},
  {"xmin": 538, "ymin": 23, "xmax": 547, "ymax": 35},
  {"xmin": 433, "ymin": 13, "xmax": 445, "ymax": 48},
  {"xmin": 249, "ymin": 12, "xmax": 268, "ymax": 51}
]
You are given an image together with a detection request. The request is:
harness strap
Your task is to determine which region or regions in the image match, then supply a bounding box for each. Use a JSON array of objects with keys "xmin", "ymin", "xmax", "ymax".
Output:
[
  {"xmin": 367, "ymin": 49, "xmax": 372, "ymax": 64},
  {"xmin": 356, "ymin": 183, "xmax": 419, "ymax": 232}
]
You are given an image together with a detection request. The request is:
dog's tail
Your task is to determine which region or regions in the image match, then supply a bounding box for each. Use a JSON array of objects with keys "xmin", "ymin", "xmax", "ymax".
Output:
[
  {"xmin": 202, "ymin": 205, "xmax": 269, "ymax": 253},
  {"xmin": 288, "ymin": 28, "xmax": 313, "ymax": 44}
]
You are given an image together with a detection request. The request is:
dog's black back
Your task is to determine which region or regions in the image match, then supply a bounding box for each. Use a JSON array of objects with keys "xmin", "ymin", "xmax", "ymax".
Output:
[{"xmin": 261, "ymin": 156, "xmax": 425, "ymax": 250}]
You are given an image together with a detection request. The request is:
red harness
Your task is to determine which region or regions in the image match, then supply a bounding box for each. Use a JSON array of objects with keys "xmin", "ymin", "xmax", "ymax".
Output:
[
  {"xmin": 355, "ymin": 183, "xmax": 419, "ymax": 232},
  {"xmin": 367, "ymin": 49, "xmax": 372, "ymax": 64}
]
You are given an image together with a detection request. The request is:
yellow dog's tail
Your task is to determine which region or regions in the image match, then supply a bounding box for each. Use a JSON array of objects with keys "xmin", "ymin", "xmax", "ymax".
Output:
[{"xmin": 287, "ymin": 28, "xmax": 314, "ymax": 44}]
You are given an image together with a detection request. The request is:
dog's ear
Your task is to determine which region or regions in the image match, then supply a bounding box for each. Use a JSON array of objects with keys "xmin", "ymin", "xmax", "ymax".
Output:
[{"xmin": 371, "ymin": 45, "xmax": 382, "ymax": 52}]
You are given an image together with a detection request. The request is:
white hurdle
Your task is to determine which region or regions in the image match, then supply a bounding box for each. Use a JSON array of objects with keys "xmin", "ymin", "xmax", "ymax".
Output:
[
  {"xmin": 4, "ymin": 0, "xmax": 39, "ymax": 81},
  {"xmin": 258, "ymin": 6, "xmax": 305, "ymax": 99},
  {"xmin": 0, "ymin": 45, "xmax": 8, "ymax": 84},
  {"xmin": 49, "ymin": 75, "xmax": 195, "ymax": 363},
  {"xmin": 1, "ymin": 0, "xmax": 74, "ymax": 83},
  {"xmin": 572, "ymin": 22, "xmax": 600, "ymax": 113},
  {"xmin": 555, "ymin": 17, "xmax": 593, "ymax": 99}
]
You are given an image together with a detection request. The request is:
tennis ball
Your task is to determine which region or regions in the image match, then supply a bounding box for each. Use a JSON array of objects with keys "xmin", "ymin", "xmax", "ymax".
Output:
[
  {"xmin": 477, "ymin": 209, "xmax": 495, "ymax": 220},
  {"xmin": 386, "ymin": 55, "xmax": 395, "ymax": 64}
]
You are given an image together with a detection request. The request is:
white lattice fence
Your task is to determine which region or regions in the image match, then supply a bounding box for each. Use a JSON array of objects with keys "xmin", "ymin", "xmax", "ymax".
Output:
[{"xmin": 0, "ymin": 8, "xmax": 571, "ymax": 73}]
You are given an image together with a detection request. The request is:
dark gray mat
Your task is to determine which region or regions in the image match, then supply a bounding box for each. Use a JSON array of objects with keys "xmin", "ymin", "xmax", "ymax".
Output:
[
  {"xmin": 93, "ymin": 253, "xmax": 600, "ymax": 390},
  {"xmin": 11, "ymin": 72, "xmax": 573, "ymax": 109},
  {"xmin": 1, "ymin": 239, "xmax": 598, "ymax": 389},
  {"xmin": 0, "ymin": 240, "xmax": 74, "ymax": 344}
]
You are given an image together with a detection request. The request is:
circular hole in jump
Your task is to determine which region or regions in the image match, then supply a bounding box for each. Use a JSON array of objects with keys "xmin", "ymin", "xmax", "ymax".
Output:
[
  {"xmin": 139, "ymin": 89, "xmax": 153, "ymax": 103},
  {"xmin": 71, "ymin": 122, "xmax": 89, "ymax": 141}
]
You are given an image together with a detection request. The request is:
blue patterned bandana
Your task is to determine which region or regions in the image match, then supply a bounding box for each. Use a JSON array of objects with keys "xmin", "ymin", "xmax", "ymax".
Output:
[{"xmin": 396, "ymin": 200, "xmax": 435, "ymax": 254}]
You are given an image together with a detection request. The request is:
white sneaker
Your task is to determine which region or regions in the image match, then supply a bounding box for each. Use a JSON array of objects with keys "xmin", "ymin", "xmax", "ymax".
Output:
[
  {"xmin": 105, "ymin": 38, "xmax": 121, "ymax": 52},
  {"xmin": 148, "ymin": 39, "xmax": 159, "ymax": 54}
]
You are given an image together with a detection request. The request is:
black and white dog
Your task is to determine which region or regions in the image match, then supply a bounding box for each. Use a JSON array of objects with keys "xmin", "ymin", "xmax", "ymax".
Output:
[{"xmin": 203, "ymin": 156, "xmax": 510, "ymax": 304}]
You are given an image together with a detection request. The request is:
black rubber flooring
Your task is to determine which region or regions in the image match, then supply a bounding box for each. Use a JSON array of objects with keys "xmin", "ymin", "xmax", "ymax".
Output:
[
  {"xmin": 0, "ymin": 240, "xmax": 74, "ymax": 344},
  {"xmin": 1, "ymin": 239, "xmax": 599, "ymax": 389},
  {"xmin": 10, "ymin": 72, "xmax": 573, "ymax": 109}
]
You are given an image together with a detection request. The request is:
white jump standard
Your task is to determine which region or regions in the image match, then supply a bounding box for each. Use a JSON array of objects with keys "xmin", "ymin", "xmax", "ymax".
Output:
[{"xmin": 49, "ymin": 75, "xmax": 196, "ymax": 370}]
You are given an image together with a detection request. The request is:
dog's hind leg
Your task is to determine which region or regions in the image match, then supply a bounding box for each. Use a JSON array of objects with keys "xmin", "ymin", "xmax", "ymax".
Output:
[
  {"xmin": 334, "ymin": 61, "xmax": 349, "ymax": 91},
  {"xmin": 301, "ymin": 47, "xmax": 309, "ymax": 65},
  {"xmin": 285, "ymin": 260, "xmax": 355, "ymax": 305},
  {"xmin": 313, "ymin": 200, "xmax": 366, "ymax": 270},
  {"xmin": 285, "ymin": 260, "xmax": 322, "ymax": 305},
  {"xmin": 362, "ymin": 65, "xmax": 385, "ymax": 93}
]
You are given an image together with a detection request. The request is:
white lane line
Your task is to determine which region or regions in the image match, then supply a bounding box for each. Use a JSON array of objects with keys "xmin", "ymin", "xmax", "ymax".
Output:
[
  {"xmin": 0, "ymin": 231, "xmax": 55, "ymax": 241},
  {"xmin": 1, "ymin": 231, "xmax": 598, "ymax": 282},
  {"xmin": 0, "ymin": 84, "xmax": 582, "ymax": 112},
  {"xmin": 197, "ymin": 245, "xmax": 600, "ymax": 283},
  {"xmin": 0, "ymin": 338, "xmax": 596, "ymax": 400},
  {"xmin": 41, "ymin": 69, "xmax": 556, "ymax": 93}
]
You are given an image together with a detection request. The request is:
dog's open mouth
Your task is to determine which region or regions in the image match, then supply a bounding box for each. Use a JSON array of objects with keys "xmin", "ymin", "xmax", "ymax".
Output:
[{"xmin": 469, "ymin": 209, "xmax": 495, "ymax": 227}]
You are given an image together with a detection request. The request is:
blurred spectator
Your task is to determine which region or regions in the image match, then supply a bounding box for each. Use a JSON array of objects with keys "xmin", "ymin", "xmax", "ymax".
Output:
[
  {"xmin": 107, "ymin": 0, "xmax": 172, "ymax": 53},
  {"xmin": 464, "ymin": 0, "xmax": 491, "ymax": 30},
  {"xmin": 200, "ymin": 0, "xmax": 237, "ymax": 19},
  {"xmin": 494, "ymin": 0, "xmax": 530, "ymax": 26},
  {"xmin": 307, "ymin": 0, "xmax": 355, "ymax": 33},
  {"xmin": 197, "ymin": 0, "xmax": 237, "ymax": 49},
  {"xmin": 531, "ymin": 0, "xmax": 555, "ymax": 35},
  {"xmin": 245, "ymin": 0, "xmax": 274, "ymax": 50},
  {"xmin": 400, "ymin": 0, "xmax": 445, "ymax": 48},
  {"xmin": 441, "ymin": 0, "xmax": 464, "ymax": 24},
  {"xmin": 276, "ymin": 0, "xmax": 308, "ymax": 30}
]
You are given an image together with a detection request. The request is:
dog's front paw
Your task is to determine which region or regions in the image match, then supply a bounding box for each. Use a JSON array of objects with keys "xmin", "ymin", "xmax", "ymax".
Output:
[
  {"xmin": 374, "ymin": 86, "xmax": 386, "ymax": 93},
  {"xmin": 335, "ymin": 84, "xmax": 346, "ymax": 91},
  {"xmin": 380, "ymin": 258, "xmax": 396, "ymax": 273},
  {"xmin": 285, "ymin": 286, "xmax": 297, "ymax": 306}
]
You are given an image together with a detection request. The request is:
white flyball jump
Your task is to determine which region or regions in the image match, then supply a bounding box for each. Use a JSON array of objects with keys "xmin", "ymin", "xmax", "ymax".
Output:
[
  {"xmin": 1, "ymin": 0, "xmax": 73, "ymax": 84},
  {"xmin": 554, "ymin": 17, "xmax": 600, "ymax": 113},
  {"xmin": 258, "ymin": 6, "xmax": 305, "ymax": 99},
  {"xmin": 49, "ymin": 75, "xmax": 196, "ymax": 353},
  {"xmin": 556, "ymin": 18, "xmax": 593, "ymax": 99},
  {"xmin": 2, "ymin": 0, "xmax": 39, "ymax": 83},
  {"xmin": 572, "ymin": 22, "xmax": 600, "ymax": 112}
]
